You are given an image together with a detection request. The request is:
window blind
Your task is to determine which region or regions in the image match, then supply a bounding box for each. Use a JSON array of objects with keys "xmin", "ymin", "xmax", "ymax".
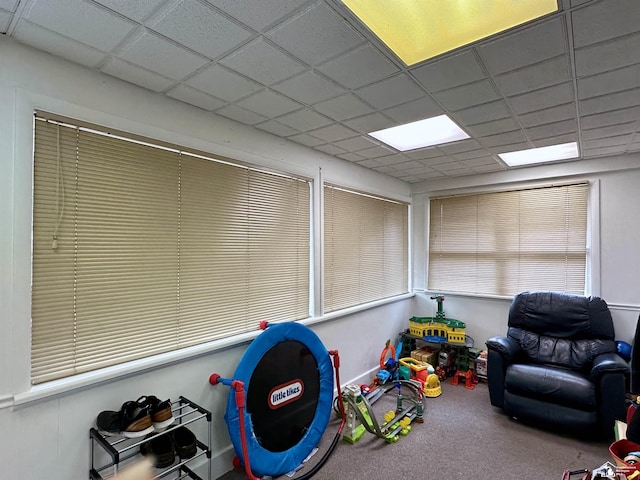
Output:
[
  {"xmin": 31, "ymin": 115, "xmax": 310, "ymax": 384},
  {"xmin": 428, "ymin": 183, "xmax": 588, "ymax": 297},
  {"xmin": 324, "ymin": 185, "xmax": 408, "ymax": 313}
]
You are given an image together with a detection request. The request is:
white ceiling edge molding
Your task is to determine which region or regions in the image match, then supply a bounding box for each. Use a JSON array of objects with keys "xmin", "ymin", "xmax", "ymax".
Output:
[{"xmin": 410, "ymin": 154, "xmax": 640, "ymax": 196}]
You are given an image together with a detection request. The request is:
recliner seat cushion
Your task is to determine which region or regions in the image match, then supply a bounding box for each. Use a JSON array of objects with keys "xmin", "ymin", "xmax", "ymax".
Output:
[{"xmin": 505, "ymin": 363, "xmax": 596, "ymax": 410}]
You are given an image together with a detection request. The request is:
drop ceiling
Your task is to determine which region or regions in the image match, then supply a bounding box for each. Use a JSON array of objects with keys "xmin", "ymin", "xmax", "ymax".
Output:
[{"xmin": 1, "ymin": 0, "xmax": 639, "ymax": 183}]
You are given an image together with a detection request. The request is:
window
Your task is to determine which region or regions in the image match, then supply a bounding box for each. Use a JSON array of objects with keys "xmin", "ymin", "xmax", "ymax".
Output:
[
  {"xmin": 428, "ymin": 183, "xmax": 588, "ymax": 297},
  {"xmin": 324, "ymin": 185, "xmax": 409, "ymax": 313},
  {"xmin": 31, "ymin": 114, "xmax": 310, "ymax": 384}
]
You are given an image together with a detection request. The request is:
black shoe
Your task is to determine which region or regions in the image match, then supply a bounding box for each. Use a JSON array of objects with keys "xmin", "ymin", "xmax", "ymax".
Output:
[
  {"xmin": 96, "ymin": 401, "xmax": 153, "ymax": 438},
  {"xmin": 137, "ymin": 396, "xmax": 175, "ymax": 431},
  {"xmin": 140, "ymin": 433, "xmax": 176, "ymax": 468},
  {"xmin": 171, "ymin": 426, "xmax": 197, "ymax": 459}
]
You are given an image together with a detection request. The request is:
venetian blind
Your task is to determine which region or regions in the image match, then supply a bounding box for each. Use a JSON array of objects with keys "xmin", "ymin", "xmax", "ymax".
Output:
[
  {"xmin": 324, "ymin": 185, "xmax": 409, "ymax": 313},
  {"xmin": 428, "ymin": 183, "xmax": 588, "ymax": 297},
  {"xmin": 31, "ymin": 115, "xmax": 310, "ymax": 384}
]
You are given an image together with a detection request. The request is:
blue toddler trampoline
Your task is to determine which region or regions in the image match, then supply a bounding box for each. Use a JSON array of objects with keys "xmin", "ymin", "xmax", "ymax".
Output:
[{"xmin": 210, "ymin": 322, "xmax": 343, "ymax": 479}]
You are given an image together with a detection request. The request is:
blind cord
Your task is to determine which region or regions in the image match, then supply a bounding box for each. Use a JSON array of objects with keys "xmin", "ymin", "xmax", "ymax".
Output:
[{"xmin": 52, "ymin": 123, "xmax": 65, "ymax": 250}]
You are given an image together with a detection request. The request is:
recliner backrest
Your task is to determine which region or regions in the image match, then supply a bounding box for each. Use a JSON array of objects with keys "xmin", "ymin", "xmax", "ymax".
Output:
[{"xmin": 506, "ymin": 291, "xmax": 617, "ymax": 371}]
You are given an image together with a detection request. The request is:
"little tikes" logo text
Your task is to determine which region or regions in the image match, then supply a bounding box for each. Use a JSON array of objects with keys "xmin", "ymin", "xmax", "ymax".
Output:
[{"xmin": 268, "ymin": 379, "xmax": 304, "ymax": 409}]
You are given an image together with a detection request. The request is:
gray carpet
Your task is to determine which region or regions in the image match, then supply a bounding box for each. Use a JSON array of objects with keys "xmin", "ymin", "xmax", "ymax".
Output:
[{"xmin": 217, "ymin": 381, "xmax": 613, "ymax": 479}]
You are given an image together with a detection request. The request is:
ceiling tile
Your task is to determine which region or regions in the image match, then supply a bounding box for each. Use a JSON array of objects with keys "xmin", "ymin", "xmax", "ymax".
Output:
[
  {"xmin": 375, "ymin": 154, "xmax": 412, "ymax": 166},
  {"xmin": 118, "ymin": 30, "xmax": 209, "ymax": 80},
  {"xmin": 582, "ymin": 122, "xmax": 637, "ymax": 140},
  {"xmin": 151, "ymin": 0, "xmax": 252, "ymax": 60},
  {"xmin": 404, "ymin": 148, "xmax": 444, "ymax": 160},
  {"xmin": 420, "ymin": 156, "xmax": 457, "ymax": 166},
  {"xmin": 477, "ymin": 17, "xmax": 567, "ymax": 75},
  {"xmin": 93, "ymin": 0, "xmax": 166, "ymax": 22},
  {"xmin": 271, "ymin": 70, "xmax": 346, "ymax": 104},
  {"xmin": 102, "ymin": 57, "xmax": 175, "ymax": 92},
  {"xmin": 255, "ymin": 119, "xmax": 300, "ymax": 136},
  {"xmin": 402, "ymin": 165, "xmax": 438, "ymax": 176},
  {"xmin": 382, "ymin": 96, "xmax": 443, "ymax": 124},
  {"xmin": 508, "ymin": 82, "xmax": 574, "ymax": 115},
  {"xmin": 494, "ymin": 141, "xmax": 534, "ymax": 152},
  {"xmin": 494, "ymin": 55, "xmax": 570, "ymax": 97},
  {"xmin": 306, "ymin": 124, "xmax": 356, "ymax": 142},
  {"xmin": 313, "ymin": 94, "xmax": 374, "ymax": 121},
  {"xmin": 317, "ymin": 44, "xmax": 399, "ymax": 89},
  {"xmin": 572, "ymin": 0, "xmax": 640, "ymax": 48},
  {"xmin": 410, "ymin": 50, "xmax": 486, "ymax": 92},
  {"xmin": 24, "ymin": 0, "xmax": 136, "ymax": 51},
  {"xmin": 207, "ymin": 0, "xmax": 308, "ymax": 31},
  {"xmin": 465, "ymin": 117, "xmax": 520, "ymax": 138},
  {"xmin": 236, "ymin": 89, "xmax": 303, "ymax": 117},
  {"xmin": 578, "ymin": 63, "xmax": 640, "ymax": 99},
  {"xmin": 314, "ymin": 143, "xmax": 346, "ymax": 155},
  {"xmin": 276, "ymin": 108, "xmax": 332, "ymax": 131},
  {"xmin": 455, "ymin": 100, "xmax": 512, "ymax": 125},
  {"xmin": 214, "ymin": 104, "xmax": 267, "ymax": 124},
  {"xmin": 518, "ymin": 103, "xmax": 575, "ymax": 128},
  {"xmin": 438, "ymin": 139, "xmax": 482, "ymax": 155},
  {"xmin": 462, "ymin": 157, "xmax": 499, "ymax": 167},
  {"xmin": 337, "ymin": 152, "xmax": 365, "ymax": 162},
  {"xmin": 432, "ymin": 79, "xmax": 500, "ymax": 111},
  {"xmin": 575, "ymin": 34, "xmax": 640, "ymax": 77},
  {"xmin": 13, "ymin": 19, "xmax": 107, "ymax": 67},
  {"xmin": 580, "ymin": 107, "xmax": 640, "ymax": 129},
  {"xmin": 166, "ymin": 84, "xmax": 227, "ymax": 110},
  {"xmin": 479, "ymin": 130, "xmax": 528, "ymax": 148},
  {"xmin": 332, "ymin": 135, "xmax": 379, "ymax": 152},
  {"xmin": 357, "ymin": 157, "xmax": 386, "ymax": 168},
  {"xmin": 356, "ymin": 144, "xmax": 396, "ymax": 159},
  {"xmin": 185, "ymin": 64, "xmax": 262, "ymax": 102},
  {"xmin": 580, "ymin": 88, "xmax": 640, "ymax": 116},
  {"xmin": 220, "ymin": 37, "xmax": 306, "ymax": 85},
  {"xmin": 288, "ymin": 133, "xmax": 326, "ymax": 147},
  {"xmin": 471, "ymin": 163, "xmax": 506, "ymax": 174},
  {"xmin": 355, "ymin": 74, "xmax": 425, "ymax": 110},
  {"xmin": 583, "ymin": 134, "xmax": 633, "ymax": 149},
  {"xmin": 267, "ymin": 2, "xmax": 364, "ymax": 66},
  {"xmin": 583, "ymin": 145, "xmax": 628, "ymax": 157},
  {"xmin": 532, "ymin": 133, "xmax": 577, "ymax": 148},
  {"xmin": 525, "ymin": 119, "xmax": 577, "ymax": 140},
  {"xmin": 343, "ymin": 112, "xmax": 396, "ymax": 133}
]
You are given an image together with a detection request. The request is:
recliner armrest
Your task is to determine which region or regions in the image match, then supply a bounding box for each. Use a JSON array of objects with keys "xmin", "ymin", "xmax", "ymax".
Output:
[
  {"xmin": 589, "ymin": 352, "xmax": 630, "ymax": 382},
  {"xmin": 486, "ymin": 336, "xmax": 522, "ymax": 363}
]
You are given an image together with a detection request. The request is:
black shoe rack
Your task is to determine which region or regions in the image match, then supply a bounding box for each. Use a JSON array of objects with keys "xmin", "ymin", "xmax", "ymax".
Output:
[{"xmin": 90, "ymin": 396, "xmax": 212, "ymax": 480}]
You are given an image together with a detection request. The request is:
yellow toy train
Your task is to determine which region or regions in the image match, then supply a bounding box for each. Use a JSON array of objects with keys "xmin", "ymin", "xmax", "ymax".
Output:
[{"xmin": 408, "ymin": 316, "xmax": 467, "ymax": 344}]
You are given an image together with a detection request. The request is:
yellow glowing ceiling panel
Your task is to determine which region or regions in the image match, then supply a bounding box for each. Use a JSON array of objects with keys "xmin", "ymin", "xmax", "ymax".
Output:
[{"xmin": 342, "ymin": 0, "xmax": 559, "ymax": 66}]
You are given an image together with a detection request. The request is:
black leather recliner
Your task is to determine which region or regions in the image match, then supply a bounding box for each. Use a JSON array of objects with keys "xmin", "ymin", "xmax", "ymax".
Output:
[{"xmin": 486, "ymin": 291, "xmax": 629, "ymax": 438}]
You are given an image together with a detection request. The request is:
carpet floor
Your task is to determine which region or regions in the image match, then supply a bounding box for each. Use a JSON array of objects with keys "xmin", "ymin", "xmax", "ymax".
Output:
[{"xmin": 217, "ymin": 381, "xmax": 614, "ymax": 480}]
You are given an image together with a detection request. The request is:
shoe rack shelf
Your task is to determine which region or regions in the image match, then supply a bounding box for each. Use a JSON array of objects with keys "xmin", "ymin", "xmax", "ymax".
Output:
[{"xmin": 90, "ymin": 396, "xmax": 212, "ymax": 480}]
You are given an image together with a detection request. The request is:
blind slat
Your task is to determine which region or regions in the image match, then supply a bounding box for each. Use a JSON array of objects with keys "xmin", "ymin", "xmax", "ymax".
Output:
[
  {"xmin": 324, "ymin": 186, "xmax": 408, "ymax": 313},
  {"xmin": 428, "ymin": 183, "xmax": 588, "ymax": 296},
  {"xmin": 31, "ymin": 117, "xmax": 310, "ymax": 384}
]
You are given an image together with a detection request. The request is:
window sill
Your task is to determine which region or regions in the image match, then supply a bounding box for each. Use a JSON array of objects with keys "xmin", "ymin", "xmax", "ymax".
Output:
[{"xmin": 9, "ymin": 292, "xmax": 414, "ymax": 409}]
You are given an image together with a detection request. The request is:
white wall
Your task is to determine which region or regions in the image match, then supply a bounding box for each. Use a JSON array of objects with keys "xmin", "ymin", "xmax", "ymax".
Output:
[
  {"xmin": 410, "ymin": 157, "xmax": 640, "ymax": 348},
  {"xmin": 0, "ymin": 38, "xmax": 414, "ymax": 480}
]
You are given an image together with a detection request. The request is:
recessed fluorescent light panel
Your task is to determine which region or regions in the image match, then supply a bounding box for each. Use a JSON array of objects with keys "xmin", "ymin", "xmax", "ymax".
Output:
[
  {"xmin": 342, "ymin": 0, "xmax": 559, "ymax": 66},
  {"xmin": 369, "ymin": 115, "xmax": 470, "ymax": 151},
  {"xmin": 498, "ymin": 142, "xmax": 579, "ymax": 166}
]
